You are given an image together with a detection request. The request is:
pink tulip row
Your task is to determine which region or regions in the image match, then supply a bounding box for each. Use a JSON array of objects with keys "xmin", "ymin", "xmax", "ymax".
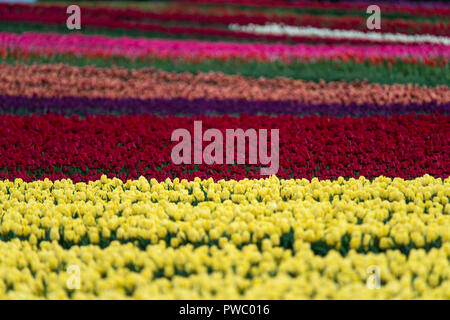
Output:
[{"xmin": 1, "ymin": 32, "xmax": 449, "ymax": 61}]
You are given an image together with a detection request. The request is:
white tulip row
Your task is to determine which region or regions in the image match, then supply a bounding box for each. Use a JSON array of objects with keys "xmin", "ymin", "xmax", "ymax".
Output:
[{"xmin": 228, "ymin": 23, "xmax": 450, "ymax": 45}]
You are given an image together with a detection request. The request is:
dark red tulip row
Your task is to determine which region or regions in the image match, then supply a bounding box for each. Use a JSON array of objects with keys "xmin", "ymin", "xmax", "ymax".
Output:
[
  {"xmin": 0, "ymin": 113, "xmax": 448, "ymax": 182},
  {"xmin": 1, "ymin": 3, "xmax": 447, "ymax": 36},
  {"xmin": 178, "ymin": 0, "xmax": 450, "ymax": 17},
  {"xmin": 2, "ymin": 4, "xmax": 447, "ymax": 45}
]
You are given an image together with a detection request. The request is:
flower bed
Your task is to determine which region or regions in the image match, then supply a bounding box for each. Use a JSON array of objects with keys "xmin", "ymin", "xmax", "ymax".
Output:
[
  {"xmin": 0, "ymin": 1, "xmax": 448, "ymax": 300},
  {"xmin": 0, "ymin": 175, "xmax": 448, "ymax": 299}
]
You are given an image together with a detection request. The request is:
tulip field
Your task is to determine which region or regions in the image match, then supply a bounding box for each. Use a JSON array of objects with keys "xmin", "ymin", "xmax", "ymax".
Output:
[{"xmin": 0, "ymin": 0, "xmax": 449, "ymax": 300}]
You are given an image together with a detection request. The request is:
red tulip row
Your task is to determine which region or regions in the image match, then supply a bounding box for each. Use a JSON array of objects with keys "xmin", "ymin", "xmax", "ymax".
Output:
[
  {"xmin": 3, "ymin": 44, "xmax": 448, "ymax": 67},
  {"xmin": 0, "ymin": 113, "xmax": 447, "ymax": 182}
]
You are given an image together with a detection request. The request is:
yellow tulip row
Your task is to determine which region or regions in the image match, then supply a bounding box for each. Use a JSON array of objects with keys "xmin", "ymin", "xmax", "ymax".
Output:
[
  {"xmin": 0, "ymin": 175, "xmax": 448, "ymax": 299},
  {"xmin": 0, "ymin": 175, "xmax": 448, "ymax": 251},
  {"xmin": 0, "ymin": 239, "xmax": 449, "ymax": 299}
]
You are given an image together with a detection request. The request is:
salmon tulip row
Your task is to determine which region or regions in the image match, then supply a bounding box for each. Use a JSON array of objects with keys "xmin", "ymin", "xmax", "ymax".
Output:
[{"xmin": 1, "ymin": 63, "xmax": 448, "ymax": 106}]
